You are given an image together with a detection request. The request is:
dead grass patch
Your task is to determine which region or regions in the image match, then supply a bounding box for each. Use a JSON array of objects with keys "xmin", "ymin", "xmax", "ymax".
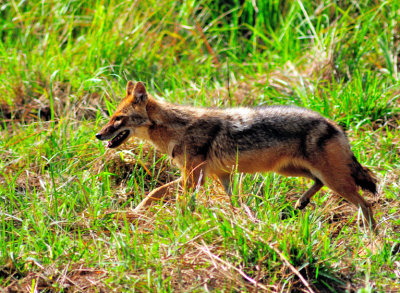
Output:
[
  {"xmin": 2, "ymin": 263, "xmax": 109, "ymax": 293},
  {"xmin": 0, "ymin": 81, "xmax": 105, "ymax": 130},
  {"xmin": 210, "ymin": 45, "xmax": 335, "ymax": 106}
]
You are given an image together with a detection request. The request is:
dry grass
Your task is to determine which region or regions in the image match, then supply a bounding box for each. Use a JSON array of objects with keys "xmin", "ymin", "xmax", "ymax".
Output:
[{"xmin": 2, "ymin": 262, "xmax": 109, "ymax": 293}]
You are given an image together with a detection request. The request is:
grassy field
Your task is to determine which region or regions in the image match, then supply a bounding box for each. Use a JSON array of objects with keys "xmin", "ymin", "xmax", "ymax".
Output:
[{"xmin": 1, "ymin": 0, "xmax": 400, "ymax": 292}]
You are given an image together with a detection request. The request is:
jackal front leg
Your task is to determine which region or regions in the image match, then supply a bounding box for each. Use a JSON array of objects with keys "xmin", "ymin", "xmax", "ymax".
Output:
[
  {"xmin": 218, "ymin": 173, "xmax": 233, "ymax": 197},
  {"xmin": 218, "ymin": 173, "xmax": 242, "ymax": 208},
  {"xmin": 134, "ymin": 158, "xmax": 206, "ymax": 212}
]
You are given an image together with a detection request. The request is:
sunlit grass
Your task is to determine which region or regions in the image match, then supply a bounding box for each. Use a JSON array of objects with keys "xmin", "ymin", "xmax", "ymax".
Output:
[{"xmin": 1, "ymin": 0, "xmax": 399, "ymax": 291}]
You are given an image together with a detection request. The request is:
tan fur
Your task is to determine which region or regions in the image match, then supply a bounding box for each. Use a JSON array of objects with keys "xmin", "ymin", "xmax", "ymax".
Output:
[{"xmin": 96, "ymin": 81, "xmax": 378, "ymax": 230}]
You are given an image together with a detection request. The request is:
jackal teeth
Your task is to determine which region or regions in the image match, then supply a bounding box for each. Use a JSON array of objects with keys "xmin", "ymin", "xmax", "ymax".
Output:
[{"xmin": 107, "ymin": 130, "xmax": 130, "ymax": 148}]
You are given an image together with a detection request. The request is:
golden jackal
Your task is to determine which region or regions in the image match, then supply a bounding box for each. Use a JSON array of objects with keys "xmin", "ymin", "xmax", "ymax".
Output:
[{"xmin": 96, "ymin": 81, "xmax": 377, "ymax": 229}]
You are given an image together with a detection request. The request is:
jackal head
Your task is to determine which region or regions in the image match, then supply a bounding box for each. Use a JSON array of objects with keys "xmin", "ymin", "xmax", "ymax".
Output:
[{"xmin": 96, "ymin": 81, "xmax": 151, "ymax": 148}]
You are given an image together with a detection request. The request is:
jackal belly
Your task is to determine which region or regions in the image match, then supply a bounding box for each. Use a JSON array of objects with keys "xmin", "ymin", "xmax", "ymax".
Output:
[{"xmin": 207, "ymin": 144, "xmax": 304, "ymax": 176}]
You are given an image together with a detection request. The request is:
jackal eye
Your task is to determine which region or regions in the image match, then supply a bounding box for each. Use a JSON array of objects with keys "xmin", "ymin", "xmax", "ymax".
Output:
[{"xmin": 115, "ymin": 116, "xmax": 123, "ymax": 121}]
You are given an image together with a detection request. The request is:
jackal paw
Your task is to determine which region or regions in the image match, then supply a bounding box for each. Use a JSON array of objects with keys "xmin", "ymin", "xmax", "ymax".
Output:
[{"xmin": 295, "ymin": 198, "xmax": 310, "ymax": 210}]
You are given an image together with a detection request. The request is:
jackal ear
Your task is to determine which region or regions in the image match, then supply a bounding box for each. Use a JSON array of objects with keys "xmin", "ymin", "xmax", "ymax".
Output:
[
  {"xmin": 126, "ymin": 80, "xmax": 135, "ymax": 96},
  {"xmin": 132, "ymin": 81, "xmax": 148, "ymax": 104}
]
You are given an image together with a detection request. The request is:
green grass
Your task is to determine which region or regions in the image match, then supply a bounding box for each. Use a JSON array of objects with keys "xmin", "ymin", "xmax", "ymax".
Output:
[{"xmin": 1, "ymin": 0, "xmax": 400, "ymax": 291}]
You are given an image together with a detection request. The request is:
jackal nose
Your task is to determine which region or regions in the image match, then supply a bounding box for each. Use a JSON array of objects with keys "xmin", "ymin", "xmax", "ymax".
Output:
[{"xmin": 95, "ymin": 133, "xmax": 102, "ymax": 140}]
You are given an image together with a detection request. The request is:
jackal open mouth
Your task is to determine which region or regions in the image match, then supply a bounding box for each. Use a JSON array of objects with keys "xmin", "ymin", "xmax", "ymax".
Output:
[{"xmin": 107, "ymin": 130, "xmax": 130, "ymax": 148}]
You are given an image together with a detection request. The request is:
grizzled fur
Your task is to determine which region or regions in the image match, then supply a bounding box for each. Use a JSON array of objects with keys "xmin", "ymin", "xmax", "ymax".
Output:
[{"xmin": 96, "ymin": 81, "xmax": 378, "ymax": 230}]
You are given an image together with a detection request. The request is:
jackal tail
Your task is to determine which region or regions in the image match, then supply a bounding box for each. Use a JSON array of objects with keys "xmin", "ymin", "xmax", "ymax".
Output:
[{"xmin": 351, "ymin": 155, "xmax": 377, "ymax": 194}]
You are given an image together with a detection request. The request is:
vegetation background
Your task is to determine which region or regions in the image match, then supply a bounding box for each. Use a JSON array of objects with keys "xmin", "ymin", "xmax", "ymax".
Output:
[{"xmin": 1, "ymin": 0, "xmax": 399, "ymax": 291}]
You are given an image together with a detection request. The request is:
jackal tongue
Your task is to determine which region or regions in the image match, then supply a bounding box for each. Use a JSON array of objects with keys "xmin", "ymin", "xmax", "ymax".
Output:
[{"xmin": 107, "ymin": 130, "xmax": 129, "ymax": 148}]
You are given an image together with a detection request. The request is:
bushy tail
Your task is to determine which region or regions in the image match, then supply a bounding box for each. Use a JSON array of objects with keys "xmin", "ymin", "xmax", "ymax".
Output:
[{"xmin": 350, "ymin": 155, "xmax": 377, "ymax": 194}]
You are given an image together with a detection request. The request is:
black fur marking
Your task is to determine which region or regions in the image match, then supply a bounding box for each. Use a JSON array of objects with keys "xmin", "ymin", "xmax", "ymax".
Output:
[
  {"xmin": 350, "ymin": 155, "xmax": 377, "ymax": 194},
  {"xmin": 149, "ymin": 121, "xmax": 156, "ymax": 130},
  {"xmin": 228, "ymin": 115, "xmax": 323, "ymax": 158},
  {"xmin": 184, "ymin": 118, "xmax": 222, "ymax": 157},
  {"xmin": 317, "ymin": 123, "xmax": 339, "ymax": 148},
  {"xmin": 171, "ymin": 146, "xmax": 176, "ymax": 158},
  {"xmin": 299, "ymin": 135, "xmax": 308, "ymax": 158}
]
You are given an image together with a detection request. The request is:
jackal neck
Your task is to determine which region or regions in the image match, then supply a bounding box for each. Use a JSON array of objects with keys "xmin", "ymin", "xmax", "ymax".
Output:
[
  {"xmin": 146, "ymin": 97, "xmax": 199, "ymax": 124},
  {"xmin": 145, "ymin": 97, "xmax": 196, "ymax": 154}
]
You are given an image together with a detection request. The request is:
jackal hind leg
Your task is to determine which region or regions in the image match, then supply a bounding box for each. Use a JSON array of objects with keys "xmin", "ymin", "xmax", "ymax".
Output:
[
  {"xmin": 277, "ymin": 164, "xmax": 323, "ymax": 210},
  {"xmin": 322, "ymin": 175, "xmax": 376, "ymax": 231},
  {"xmin": 318, "ymin": 142, "xmax": 377, "ymax": 231},
  {"xmin": 294, "ymin": 179, "xmax": 323, "ymax": 210}
]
